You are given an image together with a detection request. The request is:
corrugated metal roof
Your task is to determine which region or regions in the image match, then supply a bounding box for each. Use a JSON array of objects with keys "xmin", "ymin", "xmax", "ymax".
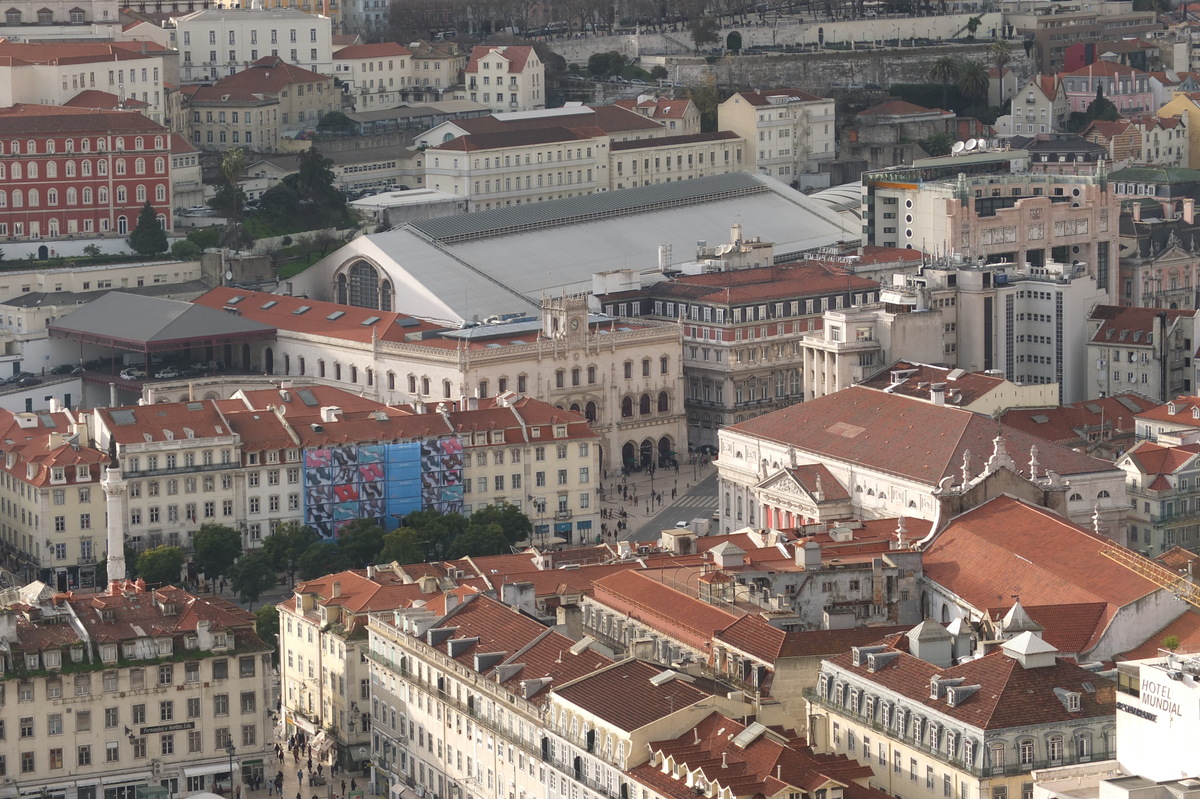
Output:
[
  {"xmin": 49, "ymin": 292, "xmax": 274, "ymax": 346},
  {"xmin": 410, "ymin": 172, "xmax": 771, "ymax": 243}
]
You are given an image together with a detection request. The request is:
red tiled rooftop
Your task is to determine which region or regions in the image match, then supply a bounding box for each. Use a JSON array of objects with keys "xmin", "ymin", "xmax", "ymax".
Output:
[{"xmin": 552, "ymin": 659, "xmax": 709, "ymax": 731}]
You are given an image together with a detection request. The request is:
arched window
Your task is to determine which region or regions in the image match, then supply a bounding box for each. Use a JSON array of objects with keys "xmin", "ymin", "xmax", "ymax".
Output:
[
  {"xmin": 45, "ymin": 162, "xmax": 56, "ymax": 178},
  {"xmin": 81, "ymin": 139, "xmax": 90, "ymax": 152},
  {"xmin": 1047, "ymin": 735, "xmax": 1064, "ymax": 764},
  {"xmin": 98, "ymin": 187, "xmax": 108, "ymax": 203},
  {"xmin": 135, "ymin": 158, "xmax": 146, "ymax": 175},
  {"xmin": 97, "ymin": 160, "xmax": 107, "ymax": 176},
  {"xmin": 1075, "ymin": 733, "xmax": 1092, "ymax": 761},
  {"xmin": 10, "ymin": 163, "xmax": 20, "ymax": 180},
  {"xmin": 47, "ymin": 189, "xmax": 58, "ymax": 206},
  {"xmin": 347, "ymin": 261, "xmax": 380, "ymax": 308},
  {"xmin": 155, "ymin": 184, "xmax": 166, "ymax": 202},
  {"xmin": 584, "ymin": 401, "xmax": 597, "ymax": 422},
  {"xmin": 26, "ymin": 162, "xmax": 37, "ymax": 180},
  {"xmin": 1069, "ymin": 492, "xmax": 1082, "ymax": 501},
  {"xmin": 64, "ymin": 139, "xmax": 73, "ymax": 153},
  {"xmin": 65, "ymin": 161, "xmax": 75, "ymax": 177},
  {"xmin": 83, "ymin": 187, "xmax": 93, "ymax": 204},
  {"xmin": 387, "ymin": 372, "xmax": 395, "ymax": 390},
  {"xmin": 1018, "ymin": 739, "xmax": 1034, "ymax": 766},
  {"xmin": 1097, "ymin": 490, "xmax": 1111, "ymax": 499},
  {"xmin": 155, "ymin": 157, "xmax": 165, "ymax": 173},
  {"xmin": 136, "ymin": 185, "xmax": 147, "ymax": 203},
  {"xmin": 639, "ymin": 394, "xmax": 651, "ymax": 415},
  {"xmin": 114, "ymin": 137, "xmax": 124, "ymax": 151},
  {"xmin": 27, "ymin": 189, "xmax": 38, "ymax": 207},
  {"xmin": 134, "ymin": 136, "xmax": 144, "ymax": 150},
  {"xmin": 8, "ymin": 141, "xmax": 17, "ymax": 155},
  {"xmin": 82, "ymin": 160, "xmax": 92, "ymax": 177},
  {"xmin": 115, "ymin": 158, "xmax": 126, "ymax": 175},
  {"xmin": 154, "ymin": 136, "xmax": 164, "ymax": 149},
  {"xmin": 66, "ymin": 188, "xmax": 76, "ymax": 205},
  {"xmin": 0, "ymin": 190, "xmax": 5, "ymax": 208},
  {"xmin": 657, "ymin": 391, "xmax": 669, "ymax": 412},
  {"xmin": 116, "ymin": 186, "xmax": 126, "ymax": 204},
  {"xmin": 621, "ymin": 397, "xmax": 633, "ymax": 418},
  {"xmin": 0, "ymin": 162, "xmax": 5, "ymax": 180},
  {"xmin": 26, "ymin": 139, "xmax": 35, "ymax": 154}
]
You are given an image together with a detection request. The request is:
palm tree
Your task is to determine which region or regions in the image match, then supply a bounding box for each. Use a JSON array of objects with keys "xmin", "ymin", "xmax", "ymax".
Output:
[
  {"xmin": 991, "ymin": 38, "xmax": 1011, "ymax": 73},
  {"xmin": 958, "ymin": 60, "xmax": 991, "ymax": 106},
  {"xmin": 965, "ymin": 15, "xmax": 982, "ymax": 39},
  {"xmin": 929, "ymin": 56, "xmax": 960, "ymax": 109}
]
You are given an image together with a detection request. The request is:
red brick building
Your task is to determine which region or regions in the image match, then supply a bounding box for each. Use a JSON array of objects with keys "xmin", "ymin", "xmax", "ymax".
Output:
[{"xmin": 0, "ymin": 103, "xmax": 173, "ymax": 244}]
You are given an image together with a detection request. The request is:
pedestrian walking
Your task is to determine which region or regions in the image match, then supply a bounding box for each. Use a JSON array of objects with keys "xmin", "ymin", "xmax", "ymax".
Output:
[
  {"xmin": 268, "ymin": 779, "xmax": 275, "ymax": 797},
  {"xmin": 317, "ymin": 765, "xmax": 323, "ymax": 778},
  {"xmin": 306, "ymin": 757, "xmax": 312, "ymax": 773},
  {"xmin": 297, "ymin": 770, "xmax": 302, "ymax": 785},
  {"xmin": 342, "ymin": 781, "xmax": 347, "ymax": 796}
]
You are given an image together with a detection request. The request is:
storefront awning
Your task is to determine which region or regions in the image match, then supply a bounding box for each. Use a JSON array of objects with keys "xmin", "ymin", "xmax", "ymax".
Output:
[
  {"xmin": 103, "ymin": 772, "xmax": 152, "ymax": 785},
  {"xmin": 184, "ymin": 763, "xmax": 232, "ymax": 778}
]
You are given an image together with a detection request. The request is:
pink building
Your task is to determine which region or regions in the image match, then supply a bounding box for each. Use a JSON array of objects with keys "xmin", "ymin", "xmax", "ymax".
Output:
[{"xmin": 1061, "ymin": 60, "xmax": 1153, "ymax": 116}]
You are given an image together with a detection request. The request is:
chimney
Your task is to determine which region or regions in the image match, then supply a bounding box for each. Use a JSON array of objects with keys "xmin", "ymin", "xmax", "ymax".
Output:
[
  {"xmin": 1186, "ymin": 198, "xmax": 1196, "ymax": 224},
  {"xmin": 1133, "ymin": 201, "xmax": 1142, "ymax": 222},
  {"xmin": 48, "ymin": 398, "xmax": 61, "ymax": 413},
  {"xmin": 930, "ymin": 383, "xmax": 946, "ymax": 406},
  {"xmin": 798, "ymin": 539, "xmax": 822, "ymax": 570},
  {"xmin": 366, "ymin": 564, "xmax": 376, "ymax": 579},
  {"xmin": 1163, "ymin": 199, "xmax": 1176, "ymax": 219},
  {"xmin": 320, "ymin": 406, "xmax": 342, "ymax": 423}
]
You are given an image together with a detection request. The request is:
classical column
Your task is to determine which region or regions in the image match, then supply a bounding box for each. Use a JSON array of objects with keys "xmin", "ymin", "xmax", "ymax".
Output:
[{"xmin": 99, "ymin": 439, "xmax": 128, "ymax": 592}]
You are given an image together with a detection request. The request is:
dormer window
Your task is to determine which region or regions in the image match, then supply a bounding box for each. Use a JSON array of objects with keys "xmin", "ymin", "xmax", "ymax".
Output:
[
  {"xmin": 101, "ymin": 644, "xmax": 117, "ymax": 661},
  {"xmin": 75, "ymin": 465, "xmax": 90, "ymax": 481},
  {"xmin": 25, "ymin": 654, "xmax": 39, "ymax": 670}
]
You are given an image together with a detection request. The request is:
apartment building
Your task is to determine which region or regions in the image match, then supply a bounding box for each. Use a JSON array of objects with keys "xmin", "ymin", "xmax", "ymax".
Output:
[
  {"xmin": 615, "ymin": 95, "xmax": 700, "ymax": 135},
  {"xmin": 192, "ymin": 288, "xmax": 685, "ymax": 478},
  {"xmin": 0, "ymin": 41, "xmax": 169, "ymax": 123},
  {"xmin": 592, "ymin": 244, "xmax": 879, "ymax": 450},
  {"xmin": 1118, "ymin": 439, "xmax": 1200, "ymax": 557},
  {"xmin": 214, "ymin": 0, "xmax": 340, "ymax": 36},
  {"xmin": 995, "ymin": 76, "xmax": 1068, "ymax": 138},
  {"xmin": 181, "ymin": 56, "xmax": 336, "ymax": 151},
  {"xmin": 458, "ymin": 45, "xmax": 544, "ymax": 113},
  {"xmin": 0, "ymin": 104, "xmax": 175, "ymax": 241},
  {"xmin": 279, "ymin": 568, "xmax": 428, "ymax": 769},
  {"xmin": 718, "ymin": 89, "xmax": 837, "ymax": 189},
  {"xmin": 860, "ymin": 162, "xmax": 1119, "ymax": 303},
  {"xmin": 608, "ymin": 132, "xmax": 745, "ymax": 190},
  {"xmin": 366, "ymin": 592, "xmax": 614, "ymax": 799},
  {"xmin": 1007, "ymin": 0, "xmax": 1159, "ymax": 73},
  {"xmin": 174, "ymin": 7, "xmax": 333, "ymax": 82},
  {"xmin": 1086, "ymin": 305, "xmax": 1198, "ymax": 402},
  {"xmin": 809, "ymin": 622, "xmax": 1117, "ymax": 799},
  {"xmin": 1061, "ymin": 61, "xmax": 1153, "ymax": 116},
  {"xmin": 0, "ymin": 578, "xmax": 273, "ymax": 799},
  {"xmin": 403, "ymin": 40, "xmax": 466, "ymax": 103},
  {"xmin": 333, "ymin": 41, "xmax": 410, "ymax": 110},
  {"xmin": 717, "ymin": 387, "xmax": 1128, "ymax": 534},
  {"xmin": 0, "ymin": 0, "xmax": 122, "ymax": 39},
  {"xmin": 1082, "ymin": 115, "xmax": 1188, "ymax": 169}
]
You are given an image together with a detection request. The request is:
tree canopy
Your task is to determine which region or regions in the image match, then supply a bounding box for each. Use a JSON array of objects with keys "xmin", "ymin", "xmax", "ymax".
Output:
[
  {"xmin": 261, "ymin": 522, "xmax": 319, "ymax": 586},
  {"xmin": 127, "ymin": 202, "xmax": 168, "ymax": 255},
  {"xmin": 192, "ymin": 523, "xmax": 243, "ymax": 579},
  {"xmin": 136, "ymin": 546, "xmax": 184, "ymax": 586},
  {"xmin": 228, "ymin": 550, "xmax": 276, "ymax": 610}
]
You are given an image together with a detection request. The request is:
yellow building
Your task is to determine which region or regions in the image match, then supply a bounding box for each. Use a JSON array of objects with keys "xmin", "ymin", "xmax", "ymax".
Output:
[{"xmin": 1158, "ymin": 92, "xmax": 1200, "ymax": 169}]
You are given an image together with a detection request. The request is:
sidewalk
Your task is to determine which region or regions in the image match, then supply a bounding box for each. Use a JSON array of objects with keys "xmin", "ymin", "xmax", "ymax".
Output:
[
  {"xmin": 595, "ymin": 458, "xmax": 718, "ymax": 543},
  {"xmin": 250, "ymin": 727, "xmax": 376, "ymax": 799}
]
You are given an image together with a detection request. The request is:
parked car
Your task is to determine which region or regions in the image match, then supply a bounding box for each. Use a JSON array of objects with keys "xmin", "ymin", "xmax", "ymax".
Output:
[
  {"xmin": 71, "ymin": 365, "xmax": 85, "ymax": 376},
  {"xmin": 49, "ymin": 364, "xmax": 76, "ymax": 375},
  {"xmin": 5, "ymin": 372, "xmax": 34, "ymax": 384},
  {"xmin": 155, "ymin": 367, "xmax": 181, "ymax": 379},
  {"xmin": 15, "ymin": 376, "xmax": 41, "ymax": 387},
  {"xmin": 629, "ymin": 78, "xmax": 647, "ymax": 85},
  {"xmin": 565, "ymin": 74, "xmax": 585, "ymax": 82},
  {"xmin": 120, "ymin": 368, "xmax": 146, "ymax": 380}
]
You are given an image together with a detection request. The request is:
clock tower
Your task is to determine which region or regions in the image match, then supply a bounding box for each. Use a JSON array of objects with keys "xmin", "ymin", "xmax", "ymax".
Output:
[{"xmin": 542, "ymin": 293, "xmax": 590, "ymax": 339}]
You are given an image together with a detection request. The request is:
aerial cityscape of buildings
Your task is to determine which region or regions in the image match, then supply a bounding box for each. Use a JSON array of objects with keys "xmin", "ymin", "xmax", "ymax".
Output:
[{"xmin": 8, "ymin": 6, "xmax": 1200, "ymax": 799}]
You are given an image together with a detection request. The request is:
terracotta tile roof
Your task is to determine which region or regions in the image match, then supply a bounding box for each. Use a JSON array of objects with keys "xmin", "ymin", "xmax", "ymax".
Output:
[
  {"xmin": 1156, "ymin": 545, "xmax": 1200, "ymax": 572},
  {"xmin": 64, "ymin": 89, "xmax": 150, "ymax": 109},
  {"xmin": 212, "ymin": 57, "xmax": 331, "ymax": 93},
  {"xmin": 857, "ymin": 246, "xmax": 925, "ymax": 265},
  {"xmin": 715, "ymin": 615, "xmax": 911, "ymax": 663},
  {"xmin": 733, "ymin": 88, "xmax": 823, "ymax": 105},
  {"xmin": 488, "ymin": 562, "xmax": 642, "ymax": 598},
  {"xmin": 592, "ymin": 569, "xmax": 742, "ymax": 651},
  {"xmin": 193, "ymin": 287, "xmax": 444, "ymax": 343},
  {"xmin": 332, "ymin": 34, "xmax": 362, "ymax": 46},
  {"xmin": 1038, "ymin": 74, "xmax": 1060, "ymax": 98},
  {"xmin": 96, "ymin": 400, "xmax": 232, "ymax": 446},
  {"xmin": 614, "ymin": 96, "xmax": 695, "ymax": 119},
  {"xmin": 728, "ymin": 386, "xmax": 1118, "ymax": 485},
  {"xmin": 430, "ymin": 593, "xmax": 612, "ymax": 703},
  {"xmin": 465, "ymin": 44, "xmax": 534, "ymax": 73},
  {"xmin": 984, "ymin": 602, "xmax": 1108, "ymax": 654},
  {"xmin": 1119, "ymin": 609, "xmax": 1200, "ymax": 660},
  {"xmin": 633, "ymin": 712, "xmax": 880, "ymax": 799},
  {"xmin": 858, "ymin": 361, "xmax": 1008, "ymax": 407},
  {"xmin": 923, "ymin": 497, "xmax": 1161, "ymax": 650},
  {"xmin": 1000, "ymin": 393, "xmax": 1158, "ymax": 444},
  {"xmin": 1063, "ymin": 60, "xmax": 1145, "ymax": 78},
  {"xmin": 825, "ymin": 631, "xmax": 1116, "ymax": 729},
  {"xmin": 601, "ymin": 262, "xmax": 878, "ymax": 305},
  {"xmin": 1084, "ymin": 119, "xmax": 1131, "ymax": 139},
  {"xmin": 219, "ymin": 407, "xmax": 297, "ymax": 453},
  {"xmin": 1136, "ymin": 395, "xmax": 1200, "ymax": 427},
  {"xmin": 231, "ymin": 384, "xmax": 393, "ymax": 423},
  {"xmin": 0, "ymin": 409, "xmax": 105, "ymax": 488},
  {"xmin": 1122, "ymin": 440, "xmax": 1200, "ymax": 479},
  {"xmin": 334, "ymin": 42, "xmax": 412, "ymax": 59},
  {"xmin": 171, "ymin": 133, "xmax": 198, "ymax": 154},
  {"xmin": 451, "ymin": 104, "xmax": 662, "ymax": 136},
  {"xmin": 293, "ymin": 569, "xmax": 427, "ymax": 618},
  {"xmin": 432, "ymin": 126, "xmax": 592, "ymax": 151},
  {"xmin": 1089, "ymin": 304, "xmax": 1192, "ymax": 344},
  {"xmin": 552, "ymin": 658, "xmax": 709, "ymax": 731},
  {"xmin": 0, "ymin": 104, "xmax": 166, "ymax": 135},
  {"xmin": 0, "ymin": 41, "xmax": 164, "ymax": 66},
  {"xmin": 788, "ymin": 464, "xmax": 851, "ymax": 500},
  {"xmin": 859, "ymin": 99, "xmax": 951, "ymax": 117}
]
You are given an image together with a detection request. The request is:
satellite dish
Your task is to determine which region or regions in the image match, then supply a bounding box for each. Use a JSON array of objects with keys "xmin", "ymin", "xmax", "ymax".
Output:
[
  {"xmin": 975, "ymin": 139, "xmax": 988, "ymax": 152},
  {"xmin": 963, "ymin": 138, "xmax": 978, "ymax": 151},
  {"xmin": 951, "ymin": 141, "xmax": 965, "ymax": 154},
  {"xmin": 224, "ymin": 270, "xmax": 233, "ymax": 281}
]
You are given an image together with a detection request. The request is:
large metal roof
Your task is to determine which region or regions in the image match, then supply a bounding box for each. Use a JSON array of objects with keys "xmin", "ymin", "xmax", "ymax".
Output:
[
  {"xmin": 49, "ymin": 291, "xmax": 275, "ymax": 351},
  {"xmin": 295, "ymin": 172, "xmax": 859, "ymax": 325}
]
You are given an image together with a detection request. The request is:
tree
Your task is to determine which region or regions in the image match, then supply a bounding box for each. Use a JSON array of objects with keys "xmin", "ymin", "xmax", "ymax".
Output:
[
  {"xmin": 445, "ymin": 522, "xmax": 509, "ymax": 559},
  {"xmin": 689, "ymin": 16, "xmax": 721, "ymax": 51},
  {"xmin": 256, "ymin": 603, "xmax": 280, "ymax": 665},
  {"xmin": 337, "ymin": 519, "xmax": 385, "ymax": 567},
  {"xmin": 379, "ymin": 528, "xmax": 426, "ymax": 565},
  {"xmin": 587, "ymin": 50, "xmax": 623, "ymax": 77},
  {"xmin": 219, "ymin": 148, "xmax": 248, "ymax": 224},
  {"xmin": 297, "ymin": 541, "xmax": 349, "ymax": 580},
  {"xmin": 1163, "ymin": 634, "xmax": 1181, "ymax": 651},
  {"xmin": 991, "ymin": 38, "xmax": 1011, "ymax": 76},
  {"xmin": 261, "ymin": 522, "xmax": 319, "ymax": 586},
  {"xmin": 136, "ymin": 546, "xmax": 184, "ymax": 586},
  {"xmin": 726, "ymin": 30, "xmax": 742, "ymax": 53},
  {"xmin": 468, "ymin": 503, "xmax": 532, "ymax": 544},
  {"xmin": 928, "ymin": 56, "xmax": 960, "ymax": 109},
  {"xmin": 192, "ymin": 523, "xmax": 243, "ymax": 580},
  {"xmin": 686, "ymin": 74, "xmax": 723, "ymax": 133},
  {"xmin": 127, "ymin": 202, "xmax": 168, "ymax": 255},
  {"xmin": 171, "ymin": 239, "xmax": 202, "ymax": 260},
  {"xmin": 965, "ymin": 15, "xmax": 981, "ymax": 39},
  {"xmin": 957, "ymin": 60, "xmax": 990, "ymax": 106},
  {"xmin": 312, "ymin": 229, "xmax": 340, "ymax": 257},
  {"xmin": 649, "ymin": 65, "xmax": 669, "ymax": 81},
  {"xmin": 228, "ymin": 550, "xmax": 276, "ymax": 610},
  {"xmin": 83, "ymin": 244, "xmax": 101, "ymax": 258},
  {"xmin": 1086, "ymin": 84, "xmax": 1120, "ymax": 122},
  {"xmin": 922, "ymin": 132, "xmax": 955, "ymax": 156},
  {"xmin": 316, "ymin": 111, "xmax": 357, "ymax": 135}
]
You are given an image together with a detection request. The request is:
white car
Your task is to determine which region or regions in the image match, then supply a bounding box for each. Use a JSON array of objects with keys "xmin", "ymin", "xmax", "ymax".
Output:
[
  {"xmin": 120, "ymin": 368, "xmax": 146, "ymax": 380},
  {"xmin": 155, "ymin": 367, "xmax": 181, "ymax": 379}
]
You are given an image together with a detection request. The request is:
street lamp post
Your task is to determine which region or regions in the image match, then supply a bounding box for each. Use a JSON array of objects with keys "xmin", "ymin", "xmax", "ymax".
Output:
[{"xmin": 225, "ymin": 740, "xmax": 237, "ymax": 797}]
